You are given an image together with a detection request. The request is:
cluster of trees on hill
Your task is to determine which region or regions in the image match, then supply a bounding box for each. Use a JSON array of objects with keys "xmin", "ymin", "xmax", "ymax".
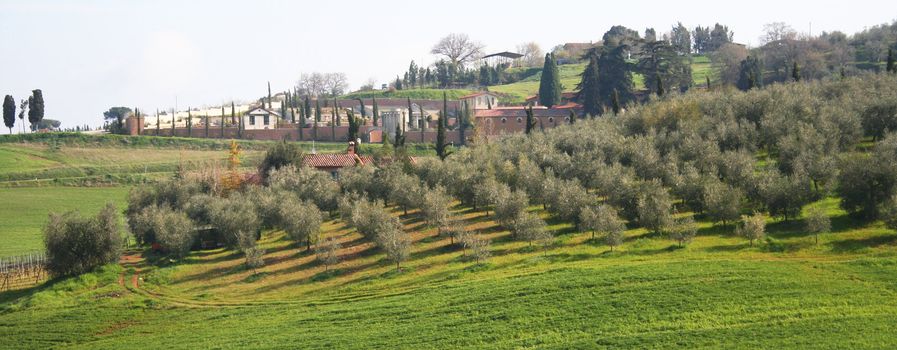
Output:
[{"xmin": 3, "ymin": 90, "xmax": 45, "ymax": 134}]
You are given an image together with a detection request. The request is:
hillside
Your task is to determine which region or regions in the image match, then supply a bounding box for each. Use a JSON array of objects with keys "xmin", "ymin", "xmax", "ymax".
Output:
[{"xmin": 3, "ymin": 74, "xmax": 897, "ymax": 349}]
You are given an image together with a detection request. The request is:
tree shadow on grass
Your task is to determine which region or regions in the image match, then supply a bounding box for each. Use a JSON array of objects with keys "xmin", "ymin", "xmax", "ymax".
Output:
[{"xmin": 830, "ymin": 233, "xmax": 897, "ymax": 253}]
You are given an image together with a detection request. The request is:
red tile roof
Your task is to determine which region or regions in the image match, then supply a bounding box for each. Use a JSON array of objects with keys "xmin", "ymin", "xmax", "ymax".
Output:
[{"xmin": 302, "ymin": 154, "xmax": 366, "ymax": 168}]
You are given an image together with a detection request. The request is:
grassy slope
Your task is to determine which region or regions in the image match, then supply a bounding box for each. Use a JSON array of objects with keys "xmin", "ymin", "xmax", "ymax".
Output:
[
  {"xmin": 3, "ymin": 197, "xmax": 897, "ymax": 348},
  {"xmin": 491, "ymin": 55, "xmax": 712, "ymax": 103},
  {"xmin": 0, "ymin": 186, "xmax": 131, "ymax": 257}
]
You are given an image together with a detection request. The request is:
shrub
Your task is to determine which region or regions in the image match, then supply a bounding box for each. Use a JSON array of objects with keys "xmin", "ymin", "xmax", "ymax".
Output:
[
  {"xmin": 258, "ymin": 141, "xmax": 304, "ymax": 181},
  {"xmin": 44, "ymin": 203, "xmax": 122, "ymax": 277}
]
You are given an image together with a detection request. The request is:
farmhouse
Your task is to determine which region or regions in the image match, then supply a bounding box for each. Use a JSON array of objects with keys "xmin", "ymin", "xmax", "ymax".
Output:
[
  {"xmin": 460, "ymin": 91, "xmax": 501, "ymax": 110},
  {"xmin": 475, "ymin": 107, "xmax": 573, "ymax": 136},
  {"xmin": 243, "ymin": 107, "xmax": 282, "ymax": 130},
  {"xmin": 301, "ymin": 142, "xmax": 371, "ymax": 178}
]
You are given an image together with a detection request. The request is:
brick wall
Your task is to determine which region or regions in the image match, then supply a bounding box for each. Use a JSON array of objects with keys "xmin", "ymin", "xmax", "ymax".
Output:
[{"xmin": 142, "ymin": 125, "xmax": 464, "ymax": 144}]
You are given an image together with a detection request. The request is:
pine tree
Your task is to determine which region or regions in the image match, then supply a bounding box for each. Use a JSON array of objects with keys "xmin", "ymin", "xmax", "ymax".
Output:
[
  {"xmin": 538, "ymin": 53, "xmax": 561, "ymax": 108},
  {"xmin": 656, "ymin": 75, "xmax": 665, "ymax": 96},
  {"xmin": 4, "ymin": 95, "xmax": 16, "ymax": 134},
  {"xmin": 887, "ymin": 48, "xmax": 896, "ymax": 73},
  {"xmin": 611, "ymin": 89, "xmax": 621, "ymax": 115},
  {"xmin": 372, "ymin": 97, "xmax": 379, "ymax": 127},
  {"xmin": 792, "ymin": 61, "xmax": 800, "ymax": 82},
  {"xmin": 575, "ymin": 56, "xmax": 603, "ymax": 117}
]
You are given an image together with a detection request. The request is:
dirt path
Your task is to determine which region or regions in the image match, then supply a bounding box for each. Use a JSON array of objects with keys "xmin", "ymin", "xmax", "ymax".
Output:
[{"xmin": 118, "ymin": 251, "xmax": 143, "ymax": 290}]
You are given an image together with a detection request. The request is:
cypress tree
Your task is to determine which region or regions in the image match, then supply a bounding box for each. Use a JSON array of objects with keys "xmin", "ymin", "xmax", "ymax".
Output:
[
  {"xmin": 435, "ymin": 110, "xmax": 448, "ymax": 160},
  {"xmin": 575, "ymin": 56, "xmax": 603, "ymax": 117},
  {"xmin": 156, "ymin": 109, "xmax": 160, "ymax": 135},
  {"xmin": 407, "ymin": 97, "xmax": 413, "ymax": 129},
  {"xmin": 314, "ymin": 99, "xmax": 321, "ymax": 140},
  {"xmin": 372, "ymin": 97, "xmax": 379, "ymax": 127},
  {"xmin": 171, "ymin": 108, "xmax": 175, "ymax": 136},
  {"xmin": 331, "ymin": 99, "xmax": 336, "ymax": 141},
  {"xmin": 187, "ymin": 109, "xmax": 193, "ymax": 137},
  {"xmin": 568, "ymin": 109, "xmax": 576, "ymax": 125},
  {"xmin": 887, "ymin": 48, "xmax": 895, "ymax": 73},
  {"xmin": 611, "ymin": 89, "xmax": 621, "ymax": 115},
  {"xmin": 204, "ymin": 112, "xmax": 209, "ymax": 138},
  {"xmin": 356, "ymin": 98, "xmax": 366, "ymax": 121},
  {"xmin": 3, "ymin": 95, "xmax": 14, "ymax": 134},
  {"xmin": 220, "ymin": 106, "xmax": 225, "ymax": 138},
  {"xmin": 27, "ymin": 89, "xmax": 44, "ymax": 131},
  {"xmin": 459, "ymin": 101, "xmax": 470, "ymax": 146},
  {"xmin": 538, "ymin": 53, "xmax": 561, "ymax": 108},
  {"xmin": 792, "ymin": 61, "xmax": 800, "ymax": 82},
  {"xmin": 705, "ymin": 76, "xmax": 711, "ymax": 90},
  {"xmin": 347, "ymin": 110, "xmax": 359, "ymax": 142},
  {"xmin": 267, "ymin": 81, "xmax": 272, "ymax": 109},
  {"xmin": 231, "ymin": 102, "xmax": 236, "ymax": 125},
  {"xmin": 656, "ymin": 75, "xmax": 665, "ymax": 96},
  {"xmin": 442, "ymin": 91, "xmax": 448, "ymax": 128},
  {"xmin": 524, "ymin": 104, "xmax": 536, "ymax": 135}
]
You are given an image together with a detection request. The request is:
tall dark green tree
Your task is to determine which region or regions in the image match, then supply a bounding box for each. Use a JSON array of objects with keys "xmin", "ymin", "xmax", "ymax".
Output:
[
  {"xmin": 304, "ymin": 96, "xmax": 311, "ymax": 125},
  {"xmin": 575, "ymin": 56, "xmax": 603, "ymax": 117},
  {"xmin": 3, "ymin": 95, "xmax": 15, "ymax": 134},
  {"xmin": 435, "ymin": 111, "xmax": 448, "ymax": 160},
  {"xmin": 156, "ymin": 109, "xmax": 161, "ymax": 134},
  {"xmin": 356, "ymin": 98, "xmax": 366, "ymax": 122},
  {"xmin": 538, "ymin": 53, "xmax": 561, "ymax": 108},
  {"xmin": 204, "ymin": 111, "xmax": 209, "ymax": 138},
  {"xmin": 737, "ymin": 56, "xmax": 763, "ymax": 91},
  {"xmin": 220, "ymin": 106, "xmax": 225, "ymax": 138},
  {"xmin": 792, "ymin": 61, "xmax": 801, "ymax": 82},
  {"xmin": 524, "ymin": 104, "xmax": 537, "ymax": 134},
  {"xmin": 187, "ymin": 109, "xmax": 193, "ymax": 137},
  {"xmin": 595, "ymin": 46, "xmax": 635, "ymax": 106},
  {"xmin": 887, "ymin": 48, "xmax": 895, "ymax": 73},
  {"xmin": 331, "ymin": 99, "xmax": 337, "ymax": 141},
  {"xmin": 267, "ymin": 81, "xmax": 272, "ymax": 109},
  {"xmin": 171, "ymin": 108, "xmax": 176, "ymax": 136},
  {"xmin": 656, "ymin": 75, "xmax": 665, "ymax": 96},
  {"xmin": 372, "ymin": 97, "xmax": 379, "ymax": 127},
  {"xmin": 407, "ymin": 97, "xmax": 414, "ymax": 129},
  {"xmin": 347, "ymin": 109, "xmax": 359, "ymax": 142},
  {"xmin": 314, "ymin": 99, "xmax": 321, "ymax": 140},
  {"xmin": 706, "ymin": 76, "xmax": 711, "ymax": 90},
  {"xmin": 638, "ymin": 41, "xmax": 691, "ymax": 93},
  {"xmin": 27, "ymin": 89, "xmax": 44, "ymax": 131},
  {"xmin": 459, "ymin": 101, "xmax": 470, "ymax": 145}
]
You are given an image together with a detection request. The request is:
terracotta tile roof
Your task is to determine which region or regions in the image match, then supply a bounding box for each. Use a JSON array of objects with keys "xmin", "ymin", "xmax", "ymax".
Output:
[
  {"xmin": 302, "ymin": 153, "xmax": 365, "ymax": 168},
  {"xmin": 475, "ymin": 107, "xmax": 571, "ymax": 118}
]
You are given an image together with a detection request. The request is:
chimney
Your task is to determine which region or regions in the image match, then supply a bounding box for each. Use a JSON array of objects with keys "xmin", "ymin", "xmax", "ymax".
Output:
[{"xmin": 347, "ymin": 141, "xmax": 356, "ymax": 155}]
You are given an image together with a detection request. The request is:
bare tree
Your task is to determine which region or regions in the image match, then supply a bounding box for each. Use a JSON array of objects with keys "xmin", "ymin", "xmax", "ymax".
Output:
[
  {"xmin": 296, "ymin": 73, "xmax": 327, "ymax": 97},
  {"xmin": 323, "ymin": 73, "xmax": 349, "ymax": 96},
  {"xmin": 516, "ymin": 42, "xmax": 544, "ymax": 67},
  {"xmin": 431, "ymin": 33, "xmax": 485, "ymax": 68},
  {"xmin": 711, "ymin": 43, "xmax": 748, "ymax": 85},
  {"xmin": 760, "ymin": 22, "xmax": 797, "ymax": 45}
]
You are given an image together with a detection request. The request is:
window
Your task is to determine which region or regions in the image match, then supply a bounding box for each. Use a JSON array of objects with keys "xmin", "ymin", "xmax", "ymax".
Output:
[
  {"xmin": 249, "ymin": 115, "xmax": 256, "ymax": 125},
  {"xmin": 263, "ymin": 115, "xmax": 270, "ymax": 125},
  {"xmin": 548, "ymin": 117, "xmax": 554, "ymax": 123},
  {"xmin": 500, "ymin": 118, "xmax": 507, "ymax": 123},
  {"xmin": 564, "ymin": 117, "xmax": 570, "ymax": 122},
  {"xmin": 516, "ymin": 117, "xmax": 522, "ymax": 123}
]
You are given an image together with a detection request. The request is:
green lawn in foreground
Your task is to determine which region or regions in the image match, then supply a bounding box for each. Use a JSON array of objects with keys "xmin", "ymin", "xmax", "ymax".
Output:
[
  {"xmin": 1, "ymin": 196, "xmax": 897, "ymax": 348},
  {"xmin": 0, "ymin": 186, "xmax": 130, "ymax": 257}
]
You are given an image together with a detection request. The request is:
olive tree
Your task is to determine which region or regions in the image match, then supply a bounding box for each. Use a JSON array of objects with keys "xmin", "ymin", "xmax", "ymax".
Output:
[
  {"xmin": 459, "ymin": 232, "xmax": 491, "ymax": 264},
  {"xmin": 494, "ymin": 189, "xmax": 529, "ymax": 229},
  {"xmin": 44, "ymin": 203, "xmax": 123, "ymax": 277},
  {"xmin": 421, "ymin": 185, "xmax": 453, "ymax": 233},
  {"xmin": 669, "ymin": 215, "xmax": 698, "ymax": 247},
  {"xmin": 703, "ymin": 181, "xmax": 743, "ymax": 226},
  {"xmin": 278, "ymin": 195, "xmax": 323, "ymax": 250},
  {"xmin": 736, "ymin": 213, "xmax": 767, "ymax": 246},
  {"xmin": 512, "ymin": 212, "xmax": 551, "ymax": 247},
  {"xmin": 804, "ymin": 207, "xmax": 831, "ymax": 245},
  {"xmin": 636, "ymin": 180, "xmax": 673, "ymax": 234},
  {"xmin": 376, "ymin": 224, "xmax": 411, "ymax": 270},
  {"xmin": 151, "ymin": 206, "xmax": 196, "ymax": 258},
  {"xmin": 315, "ymin": 236, "xmax": 341, "ymax": 271},
  {"xmin": 209, "ymin": 194, "xmax": 261, "ymax": 251}
]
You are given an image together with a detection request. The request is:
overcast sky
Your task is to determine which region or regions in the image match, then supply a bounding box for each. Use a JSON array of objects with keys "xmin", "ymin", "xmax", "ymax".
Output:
[{"xmin": 0, "ymin": 0, "xmax": 893, "ymax": 132}]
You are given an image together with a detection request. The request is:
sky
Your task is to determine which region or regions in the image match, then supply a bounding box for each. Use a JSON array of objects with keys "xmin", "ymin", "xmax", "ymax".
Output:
[{"xmin": 0, "ymin": 0, "xmax": 894, "ymax": 132}]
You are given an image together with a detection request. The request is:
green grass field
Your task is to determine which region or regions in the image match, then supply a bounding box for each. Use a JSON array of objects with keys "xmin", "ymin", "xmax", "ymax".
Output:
[
  {"xmin": 2, "ymin": 194, "xmax": 897, "ymax": 348},
  {"xmin": 0, "ymin": 186, "xmax": 131, "ymax": 257}
]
